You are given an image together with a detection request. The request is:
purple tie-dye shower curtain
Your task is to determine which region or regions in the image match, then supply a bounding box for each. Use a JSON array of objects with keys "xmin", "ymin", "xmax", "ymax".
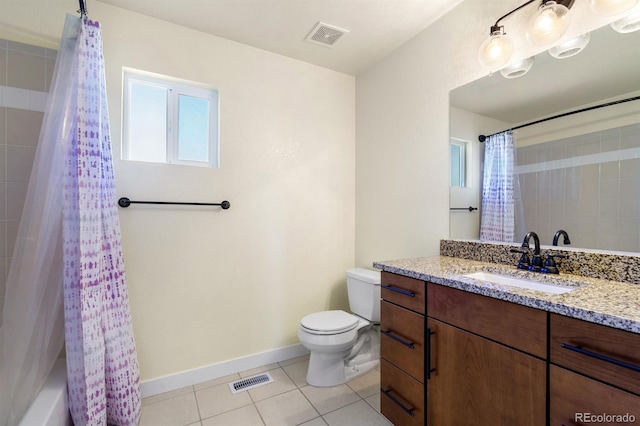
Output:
[
  {"xmin": 480, "ymin": 131, "xmax": 524, "ymax": 242},
  {"xmin": 62, "ymin": 18, "xmax": 141, "ymax": 425},
  {"xmin": 0, "ymin": 14, "xmax": 140, "ymax": 426}
]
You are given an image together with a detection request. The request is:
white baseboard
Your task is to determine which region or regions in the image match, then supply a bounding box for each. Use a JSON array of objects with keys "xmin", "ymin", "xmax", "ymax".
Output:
[{"xmin": 140, "ymin": 344, "xmax": 310, "ymax": 398}]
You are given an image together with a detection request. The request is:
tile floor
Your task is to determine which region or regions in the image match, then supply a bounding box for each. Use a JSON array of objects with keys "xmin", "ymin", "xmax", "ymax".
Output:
[{"xmin": 139, "ymin": 355, "xmax": 392, "ymax": 426}]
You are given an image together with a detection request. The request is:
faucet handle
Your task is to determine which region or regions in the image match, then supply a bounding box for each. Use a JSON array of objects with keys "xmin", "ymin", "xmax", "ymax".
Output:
[
  {"xmin": 542, "ymin": 254, "xmax": 566, "ymax": 274},
  {"xmin": 510, "ymin": 248, "xmax": 531, "ymax": 270}
]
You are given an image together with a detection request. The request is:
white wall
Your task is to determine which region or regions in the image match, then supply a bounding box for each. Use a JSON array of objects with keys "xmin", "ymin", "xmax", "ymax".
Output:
[
  {"xmin": 354, "ymin": 0, "xmax": 622, "ymax": 267},
  {"xmin": 1, "ymin": 1, "xmax": 356, "ymax": 383}
]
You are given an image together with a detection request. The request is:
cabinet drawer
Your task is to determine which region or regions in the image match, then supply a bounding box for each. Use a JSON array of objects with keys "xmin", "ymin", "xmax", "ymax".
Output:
[
  {"xmin": 380, "ymin": 300, "xmax": 424, "ymax": 382},
  {"xmin": 427, "ymin": 283, "xmax": 547, "ymax": 358},
  {"xmin": 381, "ymin": 272, "xmax": 425, "ymax": 314},
  {"xmin": 550, "ymin": 365, "xmax": 640, "ymax": 425},
  {"xmin": 380, "ymin": 358, "xmax": 424, "ymax": 426},
  {"xmin": 550, "ymin": 313, "xmax": 640, "ymax": 395}
]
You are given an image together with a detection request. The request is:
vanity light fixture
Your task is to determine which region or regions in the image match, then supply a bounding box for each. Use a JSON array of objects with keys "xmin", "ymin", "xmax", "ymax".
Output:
[
  {"xmin": 478, "ymin": 0, "xmax": 575, "ymax": 70},
  {"xmin": 477, "ymin": 26, "xmax": 514, "ymax": 69},
  {"xmin": 610, "ymin": 8, "xmax": 640, "ymax": 32},
  {"xmin": 526, "ymin": 0, "xmax": 573, "ymax": 46},
  {"xmin": 500, "ymin": 56, "xmax": 535, "ymax": 78},
  {"xmin": 590, "ymin": 0, "xmax": 639, "ymax": 16},
  {"xmin": 548, "ymin": 31, "xmax": 591, "ymax": 58}
]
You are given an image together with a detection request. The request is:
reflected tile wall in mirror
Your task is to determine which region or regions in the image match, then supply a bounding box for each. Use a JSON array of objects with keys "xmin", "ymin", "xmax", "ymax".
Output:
[{"xmin": 516, "ymin": 123, "xmax": 640, "ymax": 251}]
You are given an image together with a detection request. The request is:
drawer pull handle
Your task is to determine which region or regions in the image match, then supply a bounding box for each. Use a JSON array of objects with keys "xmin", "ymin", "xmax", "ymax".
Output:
[
  {"xmin": 381, "ymin": 284, "xmax": 415, "ymax": 297},
  {"xmin": 380, "ymin": 388, "xmax": 415, "ymax": 417},
  {"xmin": 427, "ymin": 327, "xmax": 435, "ymax": 380},
  {"xmin": 380, "ymin": 329, "xmax": 414, "ymax": 349},
  {"xmin": 561, "ymin": 343, "xmax": 640, "ymax": 373}
]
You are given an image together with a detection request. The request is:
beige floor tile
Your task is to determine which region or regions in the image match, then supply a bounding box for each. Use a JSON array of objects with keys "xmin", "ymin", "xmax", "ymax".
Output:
[
  {"xmin": 196, "ymin": 382, "xmax": 253, "ymax": 419},
  {"xmin": 281, "ymin": 359, "xmax": 309, "ymax": 387},
  {"xmin": 347, "ymin": 367, "xmax": 380, "ymax": 398},
  {"xmin": 298, "ymin": 417, "xmax": 328, "ymax": 426},
  {"xmin": 142, "ymin": 385, "xmax": 194, "ymax": 406},
  {"xmin": 322, "ymin": 400, "xmax": 392, "ymax": 426},
  {"xmin": 255, "ymin": 389, "xmax": 319, "ymax": 426},
  {"xmin": 364, "ymin": 393, "xmax": 381, "ymax": 412},
  {"xmin": 194, "ymin": 373, "xmax": 241, "ymax": 391},
  {"xmin": 201, "ymin": 404, "xmax": 265, "ymax": 426},
  {"xmin": 300, "ymin": 384, "xmax": 361, "ymax": 415},
  {"xmin": 247, "ymin": 368, "xmax": 297, "ymax": 402},
  {"xmin": 139, "ymin": 392, "xmax": 200, "ymax": 426}
]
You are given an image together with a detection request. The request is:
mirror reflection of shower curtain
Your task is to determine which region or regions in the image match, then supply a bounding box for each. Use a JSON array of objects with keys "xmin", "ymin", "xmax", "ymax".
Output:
[
  {"xmin": 480, "ymin": 131, "xmax": 525, "ymax": 242},
  {"xmin": 0, "ymin": 15, "xmax": 141, "ymax": 426}
]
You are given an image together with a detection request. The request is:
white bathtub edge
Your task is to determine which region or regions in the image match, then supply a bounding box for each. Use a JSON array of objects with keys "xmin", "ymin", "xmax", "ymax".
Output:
[{"xmin": 19, "ymin": 358, "xmax": 71, "ymax": 426}]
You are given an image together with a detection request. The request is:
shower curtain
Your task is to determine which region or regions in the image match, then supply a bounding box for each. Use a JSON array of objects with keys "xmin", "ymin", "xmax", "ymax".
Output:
[
  {"xmin": 0, "ymin": 15, "xmax": 140, "ymax": 426},
  {"xmin": 480, "ymin": 131, "xmax": 524, "ymax": 242}
]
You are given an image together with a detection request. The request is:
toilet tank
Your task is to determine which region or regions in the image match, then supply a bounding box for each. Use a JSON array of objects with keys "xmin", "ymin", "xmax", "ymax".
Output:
[{"xmin": 346, "ymin": 268, "xmax": 381, "ymax": 322}]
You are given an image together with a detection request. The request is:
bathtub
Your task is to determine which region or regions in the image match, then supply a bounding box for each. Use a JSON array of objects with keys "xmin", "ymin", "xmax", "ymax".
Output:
[{"xmin": 18, "ymin": 358, "xmax": 71, "ymax": 426}]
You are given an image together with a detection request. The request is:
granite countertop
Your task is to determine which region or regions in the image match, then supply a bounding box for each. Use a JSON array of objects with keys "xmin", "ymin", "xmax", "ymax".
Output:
[{"xmin": 373, "ymin": 255, "xmax": 640, "ymax": 334}]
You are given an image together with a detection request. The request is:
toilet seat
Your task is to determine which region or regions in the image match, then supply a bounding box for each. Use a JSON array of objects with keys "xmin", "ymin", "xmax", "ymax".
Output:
[{"xmin": 300, "ymin": 310, "xmax": 359, "ymax": 335}]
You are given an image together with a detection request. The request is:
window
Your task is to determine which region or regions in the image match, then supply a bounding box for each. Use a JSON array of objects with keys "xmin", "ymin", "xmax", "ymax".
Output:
[
  {"xmin": 450, "ymin": 138, "xmax": 468, "ymax": 187},
  {"xmin": 123, "ymin": 70, "xmax": 219, "ymax": 167}
]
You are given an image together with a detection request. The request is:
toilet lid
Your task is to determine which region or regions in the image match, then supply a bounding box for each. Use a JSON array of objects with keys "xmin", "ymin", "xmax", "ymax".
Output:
[{"xmin": 300, "ymin": 310, "xmax": 359, "ymax": 334}]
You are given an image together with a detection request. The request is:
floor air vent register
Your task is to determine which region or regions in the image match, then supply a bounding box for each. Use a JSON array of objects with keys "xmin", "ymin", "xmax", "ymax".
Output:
[{"xmin": 228, "ymin": 373, "xmax": 274, "ymax": 394}]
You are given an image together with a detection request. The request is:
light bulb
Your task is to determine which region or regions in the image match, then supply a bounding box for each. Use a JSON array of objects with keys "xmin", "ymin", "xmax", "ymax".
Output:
[
  {"xmin": 478, "ymin": 29, "xmax": 514, "ymax": 69},
  {"xmin": 548, "ymin": 32, "xmax": 591, "ymax": 58},
  {"xmin": 526, "ymin": 1, "xmax": 571, "ymax": 46},
  {"xmin": 610, "ymin": 9, "xmax": 640, "ymax": 32},
  {"xmin": 590, "ymin": 0, "xmax": 639, "ymax": 16},
  {"xmin": 500, "ymin": 56, "xmax": 535, "ymax": 78}
]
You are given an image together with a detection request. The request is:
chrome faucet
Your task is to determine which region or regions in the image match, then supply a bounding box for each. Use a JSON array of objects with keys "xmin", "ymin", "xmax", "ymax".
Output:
[{"xmin": 552, "ymin": 230, "xmax": 571, "ymax": 246}]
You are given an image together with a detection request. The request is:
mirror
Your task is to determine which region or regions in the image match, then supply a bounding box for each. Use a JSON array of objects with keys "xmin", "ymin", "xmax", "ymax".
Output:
[{"xmin": 450, "ymin": 23, "xmax": 640, "ymax": 252}]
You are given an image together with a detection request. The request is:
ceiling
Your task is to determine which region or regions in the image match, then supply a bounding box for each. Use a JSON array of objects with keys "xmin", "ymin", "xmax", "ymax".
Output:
[{"xmin": 95, "ymin": 0, "xmax": 463, "ymax": 76}]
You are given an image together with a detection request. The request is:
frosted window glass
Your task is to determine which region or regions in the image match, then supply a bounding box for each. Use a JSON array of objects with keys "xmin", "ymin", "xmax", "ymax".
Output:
[
  {"xmin": 178, "ymin": 95, "xmax": 209, "ymax": 162},
  {"xmin": 128, "ymin": 82, "xmax": 167, "ymax": 162}
]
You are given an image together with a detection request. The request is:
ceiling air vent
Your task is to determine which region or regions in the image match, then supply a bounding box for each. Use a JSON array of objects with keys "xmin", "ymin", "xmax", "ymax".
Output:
[{"xmin": 305, "ymin": 22, "xmax": 349, "ymax": 48}]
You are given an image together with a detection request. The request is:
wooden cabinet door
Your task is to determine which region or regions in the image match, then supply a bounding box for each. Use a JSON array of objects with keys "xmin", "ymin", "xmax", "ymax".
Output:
[
  {"xmin": 550, "ymin": 364, "xmax": 640, "ymax": 425},
  {"xmin": 427, "ymin": 318, "xmax": 546, "ymax": 426}
]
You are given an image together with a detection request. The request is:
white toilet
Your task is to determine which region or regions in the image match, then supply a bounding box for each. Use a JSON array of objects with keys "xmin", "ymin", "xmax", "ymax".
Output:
[{"xmin": 298, "ymin": 268, "xmax": 381, "ymax": 387}]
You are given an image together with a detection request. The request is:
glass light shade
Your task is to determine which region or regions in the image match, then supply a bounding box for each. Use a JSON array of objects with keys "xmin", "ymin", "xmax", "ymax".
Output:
[
  {"xmin": 548, "ymin": 32, "xmax": 591, "ymax": 58},
  {"xmin": 526, "ymin": 1, "xmax": 571, "ymax": 46},
  {"xmin": 500, "ymin": 56, "xmax": 535, "ymax": 78},
  {"xmin": 590, "ymin": 0, "xmax": 639, "ymax": 16},
  {"xmin": 477, "ymin": 29, "xmax": 514, "ymax": 69},
  {"xmin": 610, "ymin": 9, "xmax": 640, "ymax": 32}
]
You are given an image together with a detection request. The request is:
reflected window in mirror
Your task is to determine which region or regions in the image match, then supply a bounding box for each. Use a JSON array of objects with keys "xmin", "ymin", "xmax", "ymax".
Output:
[{"xmin": 450, "ymin": 138, "xmax": 469, "ymax": 188}]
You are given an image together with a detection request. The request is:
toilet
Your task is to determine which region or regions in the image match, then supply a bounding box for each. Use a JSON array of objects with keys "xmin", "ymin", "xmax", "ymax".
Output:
[{"xmin": 298, "ymin": 268, "xmax": 381, "ymax": 387}]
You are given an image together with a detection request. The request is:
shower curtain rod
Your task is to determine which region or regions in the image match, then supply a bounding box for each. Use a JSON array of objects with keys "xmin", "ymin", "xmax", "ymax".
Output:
[
  {"xmin": 478, "ymin": 95, "xmax": 640, "ymax": 142},
  {"xmin": 118, "ymin": 197, "xmax": 231, "ymax": 209},
  {"xmin": 78, "ymin": 0, "xmax": 87, "ymax": 17}
]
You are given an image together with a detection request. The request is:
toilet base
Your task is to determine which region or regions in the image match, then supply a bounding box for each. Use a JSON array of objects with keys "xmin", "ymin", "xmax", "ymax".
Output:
[{"xmin": 305, "ymin": 328, "xmax": 380, "ymax": 387}]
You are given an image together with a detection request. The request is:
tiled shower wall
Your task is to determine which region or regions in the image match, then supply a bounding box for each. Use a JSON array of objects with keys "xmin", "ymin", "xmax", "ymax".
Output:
[
  {"xmin": 517, "ymin": 123, "xmax": 640, "ymax": 251},
  {"xmin": 0, "ymin": 38, "xmax": 56, "ymax": 321}
]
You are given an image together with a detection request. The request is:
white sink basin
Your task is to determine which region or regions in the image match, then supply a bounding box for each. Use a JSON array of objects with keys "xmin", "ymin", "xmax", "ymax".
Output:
[{"xmin": 464, "ymin": 271, "xmax": 580, "ymax": 294}]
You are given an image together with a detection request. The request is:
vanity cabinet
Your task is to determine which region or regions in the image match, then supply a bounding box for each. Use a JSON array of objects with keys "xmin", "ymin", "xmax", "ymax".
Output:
[
  {"xmin": 378, "ymin": 270, "xmax": 640, "ymax": 425},
  {"xmin": 427, "ymin": 283, "xmax": 547, "ymax": 426},
  {"xmin": 549, "ymin": 313, "xmax": 640, "ymax": 424},
  {"xmin": 379, "ymin": 272, "xmax": 425, "ymax": 425}
]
